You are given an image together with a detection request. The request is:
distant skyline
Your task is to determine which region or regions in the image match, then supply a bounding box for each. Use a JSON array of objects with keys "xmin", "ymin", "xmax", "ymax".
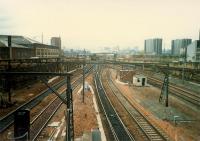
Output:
[{"xmin": 0, "ymin": 0, "xmax": 200, "ymax": 52}]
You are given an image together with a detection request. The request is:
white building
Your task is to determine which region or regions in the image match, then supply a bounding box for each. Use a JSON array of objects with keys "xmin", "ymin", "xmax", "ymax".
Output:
[
  {"xmin": 133, "ymin": 74, "xmax": 147, "ymax": 86},
  {"xmin": 187, "ymin": 40, "xmax": 200, "ymax": 62}
]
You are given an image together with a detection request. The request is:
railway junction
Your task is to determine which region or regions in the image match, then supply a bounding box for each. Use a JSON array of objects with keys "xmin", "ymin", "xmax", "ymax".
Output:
[{"xmin": 0, "ymin": 57, "xmax": 200, "ymax": 141}]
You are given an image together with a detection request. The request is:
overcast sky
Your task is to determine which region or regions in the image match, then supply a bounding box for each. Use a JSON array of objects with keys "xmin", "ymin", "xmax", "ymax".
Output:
[{"xmin": 0, "ymin": 0, "xmax": 200, "ymax": 51}]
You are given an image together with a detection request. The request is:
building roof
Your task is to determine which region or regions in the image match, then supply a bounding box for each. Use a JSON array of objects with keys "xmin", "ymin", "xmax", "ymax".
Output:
[
  {"xmin": 0, "ymin": 35, "xmax": 40, "ymax": 45},
  {"xmin": 0, "ymin": 35, "xmax": 57, "ymax": 49},
  {"xmin": 0, "ymin": 39, "xmax": 28, "ymax": 48}
]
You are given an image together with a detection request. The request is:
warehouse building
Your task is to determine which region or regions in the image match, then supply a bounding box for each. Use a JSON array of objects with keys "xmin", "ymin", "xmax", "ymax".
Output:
[{"xmin": 0, "ymin": 35, "xmax": 60, "ymax": 59}]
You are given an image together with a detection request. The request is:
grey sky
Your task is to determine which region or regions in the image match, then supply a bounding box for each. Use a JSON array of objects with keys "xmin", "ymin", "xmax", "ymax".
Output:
[{"xmin": 0, "ymin": 0, "xmax": 200, "ymax": 51}]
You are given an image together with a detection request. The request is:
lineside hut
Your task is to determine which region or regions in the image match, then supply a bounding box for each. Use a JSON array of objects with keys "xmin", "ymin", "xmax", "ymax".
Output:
[{"xmin": 133, "ymin": 74, "xmax": 147, "ymax": 86}]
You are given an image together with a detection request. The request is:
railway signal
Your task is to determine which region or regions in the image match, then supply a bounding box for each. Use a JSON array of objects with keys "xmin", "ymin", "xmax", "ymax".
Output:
[{"xmin": 14, "ymin": 109, "xmax": 30, "ymax": 141}]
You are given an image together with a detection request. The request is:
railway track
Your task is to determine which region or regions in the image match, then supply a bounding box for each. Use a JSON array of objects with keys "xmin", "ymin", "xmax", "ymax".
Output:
[
  {"xmin": 94, "ymin": 72, "xmax": 135, "ymax": 141},
  {"xmin": 29, "ymin": 77, "xmax": 78, "ymax": 140},
  {"xmin": 30, "ymin": 66, "xmax": 93, "ymax": 140},
  {"xmin": 148, "ymin": 77, "xmax": 200, "ymax": 107},
  {"xmin": 0, "ymin": 66, "xmax": 93, "ymax": 138},
  {"xmin": 0, "ymin": 77, "xmax": 67, "ymax": 133},
  {"xmin": 104, "ymin": 70, "xmax": 169, "ymax": 141}
]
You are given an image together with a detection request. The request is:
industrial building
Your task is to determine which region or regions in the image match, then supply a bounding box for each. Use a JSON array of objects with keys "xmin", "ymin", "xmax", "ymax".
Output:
[
  {"xmin": 144, "ymin": 38, "xmax": 162, "ymax": 55},
  {"xmin": 32, "ymin": 43, "xmax": 60, "ymax": 58},
  {"xmin": 171, "ymin": 39, "xmax": 192, "ymax": 56},
  {"xmin": 187, "ymin": 40, "xmax": 200, "ymax": 62},
  {"xmin": 0, "ymin": 35, "xmax": 60, "ymax": 59}
]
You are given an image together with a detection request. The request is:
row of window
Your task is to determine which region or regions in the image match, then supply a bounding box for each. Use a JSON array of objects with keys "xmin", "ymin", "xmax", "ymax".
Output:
[{"xmin": 36, "ymin": 48, "xmax": 59, "ymax": 56}]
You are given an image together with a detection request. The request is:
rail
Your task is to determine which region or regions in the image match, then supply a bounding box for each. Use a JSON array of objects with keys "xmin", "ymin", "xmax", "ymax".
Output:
[
  {"xmin": 94, "ymin": 72, "xmax": 135, "ymax": 141},
  {"xmin": 30, "ymin": 66, "xmax": 94, "ymax": 140},
  {"xmin": 148, "ymin": 77, "xmax": 200, "ymax": 107},
  {"xmin": 105, "ymin": 69, "xmax": 169, "ymax": 141}
]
